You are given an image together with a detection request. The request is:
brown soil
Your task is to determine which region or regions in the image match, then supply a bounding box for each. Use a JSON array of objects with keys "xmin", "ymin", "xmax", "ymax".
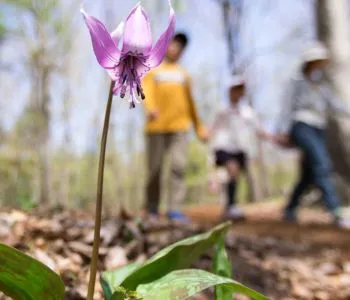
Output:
[
  {"xmin": 1, "ymin": 202, "xmax": 350, "ymax": 300},
  {"xmin": 186, "ymin": 202, "xmax": 350, "ymax": 300}
]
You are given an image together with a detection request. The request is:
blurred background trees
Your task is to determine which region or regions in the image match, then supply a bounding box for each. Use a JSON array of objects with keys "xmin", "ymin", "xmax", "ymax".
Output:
[
  {"xmin": 1, "ymin": 0, "xmax": 78, "ymax": 206},
  {"xmin": 2, "ymin": 0, "xmax": 349, "ymax": 212}
]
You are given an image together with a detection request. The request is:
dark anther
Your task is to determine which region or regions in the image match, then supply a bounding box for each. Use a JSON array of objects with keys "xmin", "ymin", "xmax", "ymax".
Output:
[
  {"xmin": 122, "ymin": 75, "xmax": 127, "ymax": 84},
  {"xmin": 136, "ymin": 86, "xmax": 141, "ymax": 96}
]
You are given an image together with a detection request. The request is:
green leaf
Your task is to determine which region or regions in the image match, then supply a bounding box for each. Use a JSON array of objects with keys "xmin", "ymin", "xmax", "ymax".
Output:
[
  {"xmin": 108, "ymin": 286, "xmax": 141, "ymax": 300},
  {"xmin": 213, "ymin": 236, "xmax": 233, "ymax": 300},
  {"xmin": 0, "ymin": 243, "xmax": 65, "ymax": 300},
  {"xmin": 136, "ymin": 269, "xmax": 268, "ymax": 300},
  {"xmin": 121, "ymin": 222, "xmax": 231, "ymax": 290},
  {"xmin": 101, "ymin": 262, "xmax": 142, "ymax": 300}
]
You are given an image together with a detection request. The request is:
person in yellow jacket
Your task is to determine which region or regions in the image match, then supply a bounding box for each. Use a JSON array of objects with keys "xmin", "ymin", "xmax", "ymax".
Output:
[{"xmin": 143, "ymin": 33, "xmax": 208, "ymax": 221}]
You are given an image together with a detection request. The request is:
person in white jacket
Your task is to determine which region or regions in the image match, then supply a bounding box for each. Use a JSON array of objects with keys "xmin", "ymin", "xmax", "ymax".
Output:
[{"xmin": 210, "ymin": 75, "xmax": 271, "ymax": 220}]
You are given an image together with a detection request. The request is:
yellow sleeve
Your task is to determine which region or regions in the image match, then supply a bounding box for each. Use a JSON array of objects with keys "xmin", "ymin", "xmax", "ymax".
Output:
[
  {"xmin": 185, "ymin": 76, "xmax": 205, "ymax": 138},
  {"xmin": 142, "ymin": 71, "xmax": 157, "ymax": 113}
]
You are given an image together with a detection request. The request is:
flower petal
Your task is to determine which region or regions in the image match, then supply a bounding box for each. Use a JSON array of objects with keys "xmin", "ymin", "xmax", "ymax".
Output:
[
  {"xmin": 81, "ymin": 8, "xmax": 120, "ymax": 69},
  {"xmin": 135, "ymin": 59, "xmax": 151, "ymax": 80},
  {"xmin": 145, "ymin": 0, "xmax": 175, "ymax": 68},
  {"xmin": 113, "ymin": 84, "xmax": 121, "ymax": 95},
  {"xmin": 122, "ymin": 3, "xmax": 152, "ymax": 55},
  {"xmin": 106, "ymin": 69, "xmax": 118, "ymax": 81},
  {"xmin": 111, "ymin": 21, "xmax": 124, "ymax": 49}
]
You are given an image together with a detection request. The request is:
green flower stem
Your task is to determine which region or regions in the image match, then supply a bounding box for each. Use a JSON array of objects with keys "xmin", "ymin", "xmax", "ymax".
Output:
[{"xmin": 87, "ymin": 80, "xmax": 115, "ymax": 300}]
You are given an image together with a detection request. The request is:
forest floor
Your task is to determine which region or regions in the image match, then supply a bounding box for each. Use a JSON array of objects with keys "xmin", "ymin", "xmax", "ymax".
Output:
[
  {"xmin": 1, "ymin": 201, "xmax": 350, "ymax": 300},
  {"xmin": 186, "ymin": 202, "xmax": 350, "ymax": 300}
]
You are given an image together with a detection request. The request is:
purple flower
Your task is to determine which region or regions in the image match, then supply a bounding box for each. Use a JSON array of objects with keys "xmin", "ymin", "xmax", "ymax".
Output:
[{"xmin": 81, "ymin": 1, "xmax": 175, "ymax": 108}]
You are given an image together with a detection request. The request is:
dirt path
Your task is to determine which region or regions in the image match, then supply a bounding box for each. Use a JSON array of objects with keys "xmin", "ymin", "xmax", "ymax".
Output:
[
  {"xmin": 185, "ymin": 202, "xmax": 350, "ymax": 247},
  {"xmin": 186, "ymin": 202, "xmax": 350, "ymax": 299}
]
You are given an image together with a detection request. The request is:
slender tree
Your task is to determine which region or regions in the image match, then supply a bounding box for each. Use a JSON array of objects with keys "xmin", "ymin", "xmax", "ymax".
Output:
[
  {"xmin": 317, "ymin": 0, "xmax": 350, "ymax": 203},
  {"xmin": 3, "ymin": 0, "xmax": 77, "ymax": 204}
]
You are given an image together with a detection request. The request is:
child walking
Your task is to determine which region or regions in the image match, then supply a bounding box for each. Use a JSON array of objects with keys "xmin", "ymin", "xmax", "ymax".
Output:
[{"xmin": 210, "ymin": 75, "xmax": 270, "ymax": 220}]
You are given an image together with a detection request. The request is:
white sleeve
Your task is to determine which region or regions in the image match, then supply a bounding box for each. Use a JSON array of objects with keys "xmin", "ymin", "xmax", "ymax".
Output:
[
  {"xmin": 211, "ymin": 110, "xmax": 227, "ymax": 132},
  {"xmin": 320, "ymin": 83, "xmax": 350, "ymax": 117},
  {"xmin": 242, "ymin": 106, "xmax": 260, "ymax": 130}
]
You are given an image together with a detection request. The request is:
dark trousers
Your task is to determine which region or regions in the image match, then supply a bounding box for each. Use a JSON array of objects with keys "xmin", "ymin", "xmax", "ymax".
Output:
[
  {"xmin": 287, "ymin": 121, "xmax": 340, "ymax": 214},
  {"xmin": 215, "ymin": 150, "xmax": 247, "ymax": 208}
]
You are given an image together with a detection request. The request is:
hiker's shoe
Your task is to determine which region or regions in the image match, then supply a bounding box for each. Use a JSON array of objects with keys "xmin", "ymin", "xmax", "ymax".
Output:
[
  {"xmin": 283, "ymin": 209, "xmax": 297, "ymax": 223},
  {"xmin": 333, "ymin": 207, "xmax": 350, "ymax": 229},
  {"xmin": 334, "ymin": 217, "xmax": 350, "ymax": 229},
  {"xmin": 141, "ymin": 211, "xmax": 160, "ymax": 228},
  {"xmin": 167, "ymin": 210, "xmax": 190, "ymax": 223},
  {"xmin": 223, "ymin": 206, "xmax": 245, "ymax": 221}
]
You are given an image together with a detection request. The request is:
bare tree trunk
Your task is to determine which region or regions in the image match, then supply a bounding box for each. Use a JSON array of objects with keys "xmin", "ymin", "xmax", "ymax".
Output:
[
  {"xmin": 317, "ymin": 0, "xmax": 350, "ymax": 204},
  {"xmin": 29, "ymin": 62, "xmax": 51, "ymax": 205},
  {"xmin": 60, "ymin": 87, "xmax": 72, "ymax": 207},
  {"xmin": 38, "ymin": 67, "xmax": 51, "ymax": 204},
  {"xmin": 222, "ymin": 0, "xmax": 234, "ymax": 67}
]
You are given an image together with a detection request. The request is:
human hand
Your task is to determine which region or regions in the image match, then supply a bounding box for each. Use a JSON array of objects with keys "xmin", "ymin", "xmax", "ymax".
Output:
[
  {"xmin": 148, "ymin": 110, "xmax": 159, "ymax": 121},
  {"xmin": 256, "ymin": 130, "xmax": 269, "ymax": 140},
  {"xmin": 198, "ymin": 126, "xmax": 209, "ymax": 143},
  {"xmin": 257, "ymin": 131, "xmax": 278, "ymax": 143},
  {"xmin": 274, "ymin": 133, "xmax": 292, "ymax": 148}
]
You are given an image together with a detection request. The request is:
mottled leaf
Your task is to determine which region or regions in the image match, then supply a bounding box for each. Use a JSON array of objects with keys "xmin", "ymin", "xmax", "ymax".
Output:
[
  {"xmin": 109, "ymin": 286, "xmax": 141, "ymax": 300},
  {"xmin": 137, "ymin": 269, "xmax": 267, "ymax": 300},
  {"xmin": 0, "ymin": 243, "xmax": 65, "ymax": 300},
  {"xmin": 213, "ymin": 236, "xmax": 232, "ymax": 300},
  {"xmin": 101, "ymin": 262, "xmax": 142, "ymax": 300},
  {"xmin": 121, "ymin": 222, "xmax": 231, "ymax": 290}
]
